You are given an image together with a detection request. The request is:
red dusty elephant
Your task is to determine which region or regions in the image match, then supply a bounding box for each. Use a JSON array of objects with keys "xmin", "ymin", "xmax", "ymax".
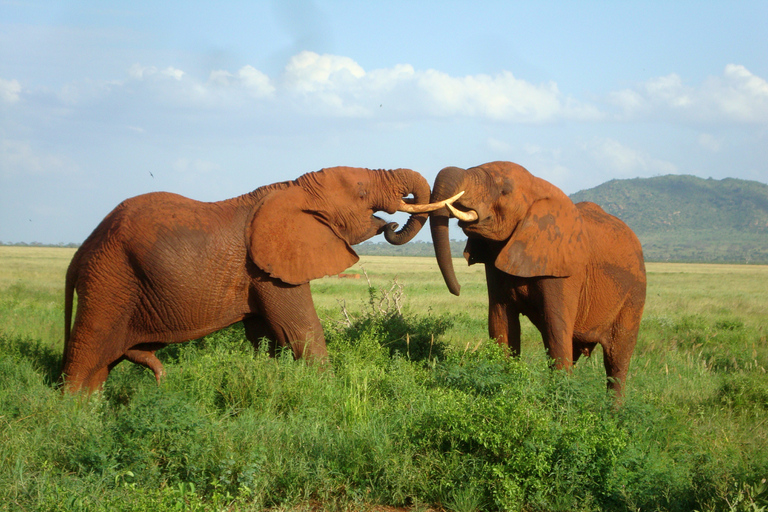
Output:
[
  {"xmin": 424, "ymin": 161, "xmax": 646, "ymax": 397},
  {"xmin": 62, "ymin": 166, "xmax": 431, "ymax": 393}
]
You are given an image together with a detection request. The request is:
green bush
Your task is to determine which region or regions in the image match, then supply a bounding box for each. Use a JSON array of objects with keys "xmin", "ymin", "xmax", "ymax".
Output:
[{"xmin": 2, "ymin": 293, "xmax": 767, "ymax": 511}]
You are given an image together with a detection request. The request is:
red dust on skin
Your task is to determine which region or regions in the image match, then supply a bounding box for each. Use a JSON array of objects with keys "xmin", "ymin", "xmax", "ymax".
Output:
[
  {"xmin": 61, "ymin": 166, "xmax": 431, "ymax": 394},
  {"xmin": 429, "ymin": 161, "xmax": 646, "ymax": 400}
]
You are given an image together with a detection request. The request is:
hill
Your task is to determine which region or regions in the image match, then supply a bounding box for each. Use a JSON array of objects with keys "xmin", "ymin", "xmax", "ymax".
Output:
[{"xmin": 570, "ymin": 175, "xmax": 768, "ymax": 263}]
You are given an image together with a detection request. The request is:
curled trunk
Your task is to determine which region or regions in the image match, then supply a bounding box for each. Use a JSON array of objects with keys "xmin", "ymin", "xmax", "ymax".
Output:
[
  {"xmin": 429, "ymin": 166, "xmax": 467, "ymax": 296},
  {"xmin": 383, "ymin": 168, "xmax": 431, "ymax": 245}
]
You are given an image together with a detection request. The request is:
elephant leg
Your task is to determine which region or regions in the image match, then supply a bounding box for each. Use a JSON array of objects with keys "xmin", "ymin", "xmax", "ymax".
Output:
[
  {"xmin": 486, "ymin": 266, "xmax": 522, "ymax": 355},
  {"xmin": 62, "ymin": 321, "xmax": 127, "ymax": 393},
  {"xmin": 124, "ymin": 347, "xmax": 166, "ymax": 383},
  {"xmin": 602, "ymin": 308, "xmax": 641, "ymax": 397},
  {"xmin": 540, "ymin": 325, "xmax": 575, "ymax": 370},
  {"xmin": 83, "ymin": 365, "xmax": 111, "ymax": 393},
  {"xmin": 488, "ymin": 297, "xmax": 521, "ymax": 356},
  {"xmin": 61, "ymin": 283, "xmax": 143, "ymax": 393},
  {"xmin": 243, "ymin": 316, "xmax": 278, "ymax": 357},
  {"xmin": 63, "ymin": 357, "xmax": 113, "ymax": 394},
  {"xmin": 536, "ymin": 277, "xmax": 581, "ymax": 370},
  {"xmin": 253, "ymin": 281, "xmax": 328, "ymax": 362}
]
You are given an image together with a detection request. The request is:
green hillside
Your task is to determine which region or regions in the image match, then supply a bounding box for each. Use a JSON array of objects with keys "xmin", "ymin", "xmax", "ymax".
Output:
[{"xmin": 570, "ymin": 175, "xmax": 768, "ymax": 263}]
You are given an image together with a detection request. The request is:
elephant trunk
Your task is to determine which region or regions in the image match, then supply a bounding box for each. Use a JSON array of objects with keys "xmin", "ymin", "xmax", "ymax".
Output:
[
  {"xmin": 382, "ymin": 168, "xmax": 431, "ymax": 246},
  {"xmin": 429, "ymin": 166, "xmax": 467, "ymax": 296}
]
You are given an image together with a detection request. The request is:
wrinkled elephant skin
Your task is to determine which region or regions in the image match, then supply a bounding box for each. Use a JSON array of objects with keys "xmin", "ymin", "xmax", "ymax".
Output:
[
  {"xmin": 62, "ymin": 166, "xmax": 430, "ymax": 393},
  {"xmin": 429, "ymin": 161, "xmax": 646, "ymax": 398}
]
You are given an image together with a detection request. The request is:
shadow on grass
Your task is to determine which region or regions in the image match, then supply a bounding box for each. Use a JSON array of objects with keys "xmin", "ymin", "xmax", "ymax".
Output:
[{"xmin": 0, "ymin": 333, "xmax": 63, "ymax": 387}]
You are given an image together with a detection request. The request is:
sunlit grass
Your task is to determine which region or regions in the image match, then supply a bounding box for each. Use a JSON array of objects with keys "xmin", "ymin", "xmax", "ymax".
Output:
[{"xmin": 1, "ymin": 247, "xmax": 767, "ymax": 511}]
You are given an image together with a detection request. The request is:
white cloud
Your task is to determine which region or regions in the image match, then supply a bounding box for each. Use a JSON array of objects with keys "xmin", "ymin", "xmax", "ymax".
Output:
[
  {"xmin": 11, "ymin": 53, "xmax": 605, "ymax": 123},
  {"xmin": 162, "ymin": 67, "xmax": 185, "ymax": 81},
  {"xmin": 705, "ymin": 64, "xmax": 768, "ymax": 122},
  {"xmin": 284, "ymin": 51, "xmax": 365, "ymax": 93},
  {"xmin": 282, "ymin": 52, "xmax": 372, "ymax": 117},
  {"xmin": 128, "ymin": 64, "xmax": 151, "ymax": 80},
  {"xmin": 0, "ymin": 78, "xmax": 22, "ymax": 103},
  {"xmin": 279, "ymin": 51, "xmax": 602, "ymax": 122},
  {"xmin": 586, "ymin": 138, "xmax": 678, "ymax": 177},
  {"xmin": 27, "ymin": 54, "xmax": 768, "ymax": 131},
  {"xmin": 609, "ymin": 65, "xmax": 768, "ymax": 123},
  {"xmin": 129, "ymin": 64, "xmax": 184, "ymax": 81},
  {"xmin": 208, "ymin": 65, "xmax": 274, "ymax": 99},
  {"xmin": 417, "ymin": 70, "xmax": 564, "ymax": 121}
]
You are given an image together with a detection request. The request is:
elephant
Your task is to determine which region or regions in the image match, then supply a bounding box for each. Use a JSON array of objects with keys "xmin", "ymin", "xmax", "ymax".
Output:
[
  {"xmin": 61, "ymin": 166, "xmax": 431, "ymax": 393},
  {"xmin": 422, "ymin": 161, "xmax": 646, "ymax": 397}
]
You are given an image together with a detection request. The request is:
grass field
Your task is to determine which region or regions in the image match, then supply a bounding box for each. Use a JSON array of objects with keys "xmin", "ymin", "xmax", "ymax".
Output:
[{"xmin": 1, "ymin": 246, "xmax": 767, "ymax": 511}]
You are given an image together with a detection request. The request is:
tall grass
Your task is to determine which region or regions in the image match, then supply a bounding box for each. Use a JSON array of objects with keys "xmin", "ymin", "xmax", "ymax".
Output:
[{"xmin": 1, "ymin": 247, "xmax": 767, "ymax": 511}]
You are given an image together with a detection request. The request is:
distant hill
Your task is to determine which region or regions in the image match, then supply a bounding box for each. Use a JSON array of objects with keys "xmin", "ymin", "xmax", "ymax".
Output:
[
  {"xmin": 570, "ymin": 175, "xmax": 768, "ymax": 263},
  {"xmin": 356, "ymin": 175, "xmax": 768, "ymax": 264}
]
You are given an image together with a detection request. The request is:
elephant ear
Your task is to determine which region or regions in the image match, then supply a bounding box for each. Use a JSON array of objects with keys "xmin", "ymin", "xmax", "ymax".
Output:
[
  {"xmin": 248, "ymin": 186, "xmax": 359, "ymax": 285},
  {"xmin": 495, "ymin": 197, "xmax": 586, "ymax": 278}
]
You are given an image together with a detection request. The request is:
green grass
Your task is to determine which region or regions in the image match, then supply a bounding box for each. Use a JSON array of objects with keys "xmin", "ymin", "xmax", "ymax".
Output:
[{"xmin": 1, "ymin": 247, "xmax": 767, "ymax": 511}]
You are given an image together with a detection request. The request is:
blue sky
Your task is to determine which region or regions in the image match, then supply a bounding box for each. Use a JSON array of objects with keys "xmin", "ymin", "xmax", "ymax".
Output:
[{"xmin": 1, "ymin": 0, "xmax": 767, "ymax": 244}]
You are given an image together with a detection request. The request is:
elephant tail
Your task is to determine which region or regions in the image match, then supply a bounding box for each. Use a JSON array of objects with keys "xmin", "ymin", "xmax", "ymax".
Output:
[{"xmin": 63, "ymin": 257, "xmax": 78, "ymax": 364}]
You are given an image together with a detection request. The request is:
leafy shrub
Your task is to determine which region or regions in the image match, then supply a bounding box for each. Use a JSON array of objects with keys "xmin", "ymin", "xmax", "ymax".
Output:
[
  {"xmin": 326, "ymin": 283, "xmax": 452, "ymax": 364},
  {"xmin": 2, "ymin": 277, "xmax": 768, "ymax": 511}
]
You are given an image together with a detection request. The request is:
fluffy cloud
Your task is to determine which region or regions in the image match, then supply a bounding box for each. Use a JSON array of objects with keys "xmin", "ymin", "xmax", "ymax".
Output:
[
  {"xmin": 417, "ymin": 70, "xmax": 562, "ymax": 121},
  {"xmin": 13, "ymin": 54, "xmax": 768, "ymax": 128},
  {"xmin": 129, "ymin": 64, "xmax": 185, "ymax": 81},
  {"xmin": 280, "ymin": 51, "xmax": 601, "ymax": 122},
  {"xmin": 706, "ymin": 64, "xmax": 768, "ymax": 122},
  {"xmin": 208, "ymin": 65, "xmax": 275, "ymax": 99},
  {"xmin": 415, "ymin": 69, "xmax": 604, "ymax": 122},
  {"xmin": 586, "ymin": 138, "xmax": 678, "ymax": 177},
  {"xmin": 284, "ymin": 51, "xmax": 366, "ymax": 93},
  {"xmin": 609, "ymin": 65, "xmax": 768, "ymax": 123},
  {"xmin": 0, "ymin": 78, "xmax": 22, "ymax": 103}
]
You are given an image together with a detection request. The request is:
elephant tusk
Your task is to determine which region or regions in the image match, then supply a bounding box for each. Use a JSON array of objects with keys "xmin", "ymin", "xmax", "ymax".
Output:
[
  {"xmin": 446, "ymin": 202, "xmax": 479, "ymax": 222},
  {"xmin": 397, "ymin": 191, "xmax": 466, "ymax": 213}
]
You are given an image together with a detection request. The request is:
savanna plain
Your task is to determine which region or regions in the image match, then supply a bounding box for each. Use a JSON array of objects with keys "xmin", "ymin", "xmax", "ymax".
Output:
[{"xmin": 1, "ymin": 246, "xmax": 767, "ymax": 511}]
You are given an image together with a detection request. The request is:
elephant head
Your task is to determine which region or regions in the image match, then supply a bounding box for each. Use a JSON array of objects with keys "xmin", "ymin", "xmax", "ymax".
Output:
[
  {"xmin": 249, "ymin": 166, "xmax": 431, "ymax": 285},
  {"xmin": 425, "ymin": 161, "xmax": 587, "ymax": 295}
]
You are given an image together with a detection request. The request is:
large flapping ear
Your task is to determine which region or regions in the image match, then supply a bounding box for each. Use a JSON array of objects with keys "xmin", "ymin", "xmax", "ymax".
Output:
[
  {"xmin": 495, "ymin": 196, "xmax": 587, "ymax": 278},
  {"xmin": 248, "ymin": 186, "xmax": 359, "ymax": 285}
]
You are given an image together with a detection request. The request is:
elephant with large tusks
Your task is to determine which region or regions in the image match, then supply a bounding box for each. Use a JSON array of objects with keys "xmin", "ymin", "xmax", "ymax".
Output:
[
  {"xmin": 418, "ymin": 161, "xmax": 646, "ymax": 398},
  {"xmin": 62, "ymin": 166, "xmax": 431, "ymax": 393}
]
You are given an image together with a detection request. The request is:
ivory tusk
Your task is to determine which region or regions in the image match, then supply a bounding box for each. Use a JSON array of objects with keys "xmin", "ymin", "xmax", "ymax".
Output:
[
  {"xmin": 446, "ymin": 202, "xmax": 479, "ymax": 222},
  {"xmin": 397, "ymin": 191, "xmax": 466, "ymax": 213}
]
